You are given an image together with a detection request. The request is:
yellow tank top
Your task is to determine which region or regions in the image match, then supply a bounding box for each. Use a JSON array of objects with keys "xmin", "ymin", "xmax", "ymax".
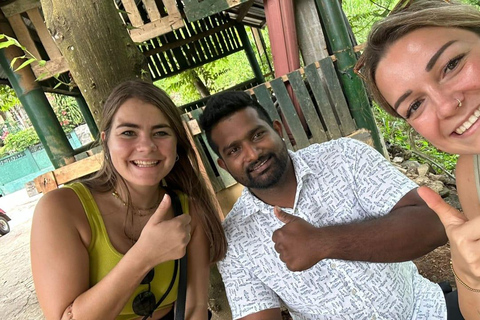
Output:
[{"xmin": 65, "ymin": 182, "xmax": 188, "ymax": 320}]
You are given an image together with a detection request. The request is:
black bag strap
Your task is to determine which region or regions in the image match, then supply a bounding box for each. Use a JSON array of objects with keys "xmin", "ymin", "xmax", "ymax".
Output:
[{"xmin": 167, "ymin": 189, "xmax": 187, "ymax": 320}]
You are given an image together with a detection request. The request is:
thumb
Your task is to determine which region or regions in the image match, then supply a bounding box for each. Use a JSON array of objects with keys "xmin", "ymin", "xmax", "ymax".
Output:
[
  {"xmin": 274, "ymin": 206, "xmax": 296, "ymax": 224},
  {"xmin": 149, "ymin": 194, "xmax": 171, "ymax": 224},
  {"xmin": 417, "ymin": 186, "xmax": 467, "ymax": 229}
]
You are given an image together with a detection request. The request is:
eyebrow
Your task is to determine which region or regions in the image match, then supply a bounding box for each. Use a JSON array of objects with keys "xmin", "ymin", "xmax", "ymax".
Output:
[
  {"xmin": 394, "ymin": 90, "xmax": 412, "ymax": 110},
  {"xmin": 425, "ymin": 40, "xmax": 457, "ymax": 72},
  {"xmin": 221, "ymin": 126, "xmax": 263, "ymax": 154},
  {"xmin": 116, "ymin": 122, "xmax": 171, "ymax": 129}
]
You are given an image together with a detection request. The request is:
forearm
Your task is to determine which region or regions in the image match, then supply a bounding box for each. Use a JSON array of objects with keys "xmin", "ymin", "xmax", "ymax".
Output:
[
  {"xmin": 320, "ymin": 207, "xmax": 447, "ymax": 262},
  {"xmin": 63, "ymin": 248, "xmax": 150, "ymax": 320}
]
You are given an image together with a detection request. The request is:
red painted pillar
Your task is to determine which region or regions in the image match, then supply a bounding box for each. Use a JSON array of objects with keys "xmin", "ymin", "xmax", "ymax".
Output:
[{"xmin": 264, "ymin": 0, "xmax": 307, "ymax": 142}]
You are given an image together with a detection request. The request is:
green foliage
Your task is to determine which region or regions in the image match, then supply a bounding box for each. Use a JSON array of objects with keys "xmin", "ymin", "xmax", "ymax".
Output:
[
  {"xmin": 0, "ymin": 127, "xmax": 40, "ymax": 157},
  {"xmin": 48, "ymin": 94, "xmax": 85, "ymax": 133},
  {"xmin": 0, "ymin": 85, "xmax": 20, "ymax": 112}
]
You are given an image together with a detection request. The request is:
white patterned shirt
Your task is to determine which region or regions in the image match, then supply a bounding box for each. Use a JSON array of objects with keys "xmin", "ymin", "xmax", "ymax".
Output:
[{"xmin": 217, "ymin": 138, "xmax": 446, "ymax": 320}]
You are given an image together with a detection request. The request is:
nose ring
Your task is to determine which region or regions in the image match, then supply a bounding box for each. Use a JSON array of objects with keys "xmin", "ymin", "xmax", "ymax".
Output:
[{"xmin": 456, "ymin": 98, "xmax": 462, "ymax": 109}]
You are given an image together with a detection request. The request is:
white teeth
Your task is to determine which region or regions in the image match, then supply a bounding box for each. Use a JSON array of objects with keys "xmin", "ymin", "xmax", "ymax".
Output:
[
  {"xmin": 455, "ymin": 105, "xmax": 480, "ymax": 135},
  {"xmin": 252, "ymin": 159, "xmax": 268, "ymax": 171},
  {"xmin": 133, "ymin": 160, "xmax": 158, "ymax": 167}
]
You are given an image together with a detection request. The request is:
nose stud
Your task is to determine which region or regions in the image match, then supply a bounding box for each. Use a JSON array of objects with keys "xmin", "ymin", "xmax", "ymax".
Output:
[{"xmin": 456, "ymin": 98, "xmax": 462, "ymax": 109}]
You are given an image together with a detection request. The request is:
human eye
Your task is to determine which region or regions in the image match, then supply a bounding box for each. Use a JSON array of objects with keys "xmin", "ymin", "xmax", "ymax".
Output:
[
  {"xmin": 121, "ymin": 130, "xmax": 135, "ymax": 137},
  {"xmin": 153, "ymin": 130, "xmax": 169, "ymax": 137},
  {"xmin": 227, "ymin": 147, "xmax": 240, "ymax": 156},
  {"xmin": 252, "ymin": 130, "xmax": 265, "ymax": 141},
  {"xmin": 443, "ymin": 54, "xmax": 465, "ymax": 74},
  {"xmin": 405, "ymin": 100, "xmax": 423, "ymax": 119}
]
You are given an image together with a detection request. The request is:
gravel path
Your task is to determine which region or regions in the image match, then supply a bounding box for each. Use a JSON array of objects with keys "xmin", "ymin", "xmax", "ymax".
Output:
[{"xmin": 0, "ymin": 190, "xmax": 44, "ymax": 320}]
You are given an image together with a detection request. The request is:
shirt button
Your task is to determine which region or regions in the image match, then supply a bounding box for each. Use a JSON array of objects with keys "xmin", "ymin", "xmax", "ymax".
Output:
[
  {"xmin": 351, "ymin": 288, "xmax": 357, "ymax": 295},
  {"xmin": 330, "ymin": 263, "xmax": 336, "ymax": 269},
  {"xmin": 371, "ymin": 316, "xmax": 376, "ymax": 320}
]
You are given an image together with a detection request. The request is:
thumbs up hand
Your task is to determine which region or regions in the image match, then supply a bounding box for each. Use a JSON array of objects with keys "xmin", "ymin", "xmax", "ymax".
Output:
[
  {"xmin": 136, "ymin": 194, "xmax": 192, "ymax": 268},
  {"xmin": 418, "ymin": 186, "xmax": 480, "ymax": 288},
  {"xmin": 272, "ymin": 206, "xmax": 324, "ymax": 271}
]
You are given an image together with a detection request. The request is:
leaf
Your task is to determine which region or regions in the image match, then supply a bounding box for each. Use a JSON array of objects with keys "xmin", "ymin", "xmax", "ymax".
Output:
[
  {"xmin": 53, "ymin": 81, "xmax": 63, "ymax": 89},
  {"xmin": 35, "ymin": 72, "xmax": 49, "ymax": 81},
  {"xmin": 116, "ymin": 9, "xmax": 130, "ymax": 14},
  {"xmin": 0, "ymin": 39, "xmax": 16, "ymax": 49},
  {"xmin": 14, "ymin": 58, "xmax": 36, "ymax": 71},
  {"xmin": 37, "ymin": 60, "xmax": 46, "ymax": 67}
]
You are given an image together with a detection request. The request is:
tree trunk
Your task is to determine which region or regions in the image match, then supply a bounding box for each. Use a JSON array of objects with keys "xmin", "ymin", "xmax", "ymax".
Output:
[
  {"xmin": 193, "ymin": 74, "xmax": 211, "ymax": 98},
  {"xmin": 40, "ymin": 0, "xmax": 149, "ymax": 126}
]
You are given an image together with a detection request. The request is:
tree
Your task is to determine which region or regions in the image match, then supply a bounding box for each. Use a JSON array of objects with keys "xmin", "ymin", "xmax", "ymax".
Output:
[{"xmin": 40, "ymin": 0, "xmax": 148, "ymax": 125}]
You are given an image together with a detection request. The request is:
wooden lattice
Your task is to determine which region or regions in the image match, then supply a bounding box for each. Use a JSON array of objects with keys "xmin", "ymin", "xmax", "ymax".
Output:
[
  {"xmin": 1, "ymin": 0, "xmax": 69, "ymax": 80},
  {"xmin": 118, "ymin": 0, "xmax": 184, "ymax": 43}
]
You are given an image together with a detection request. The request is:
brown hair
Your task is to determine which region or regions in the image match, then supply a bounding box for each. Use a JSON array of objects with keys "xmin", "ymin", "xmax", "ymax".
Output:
[
  {"xmin": 83, "ymin": 79, "xmax": 226, "ymax": 262},
  {"xmin": 356, "ymin": 0, "xmax": 480, "ymax": 117}
]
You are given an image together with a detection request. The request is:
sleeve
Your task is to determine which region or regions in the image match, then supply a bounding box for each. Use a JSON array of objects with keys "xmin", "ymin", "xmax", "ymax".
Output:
[
  {"xmin": 217, "ymin": 245, "xmax": 280, "ymax": 319},
  {"xmin": 345, "ymin": 138, "xmax": 418, "ymax": 217}
]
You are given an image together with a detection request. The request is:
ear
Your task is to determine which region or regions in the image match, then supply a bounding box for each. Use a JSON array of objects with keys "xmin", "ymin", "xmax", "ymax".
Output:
[
  {"xmin": 101, "ymin": 131, "xmax": 106, "ymax": 141},
  {"xmin": 272, "ymin": 120, "xmax": 284, "ymax": 138},
  {"xmin": 217, "ymin": 157, "xmax": 227, "ymax": 171}
]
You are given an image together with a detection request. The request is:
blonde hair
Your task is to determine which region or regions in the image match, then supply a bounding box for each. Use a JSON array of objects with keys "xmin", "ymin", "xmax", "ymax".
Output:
[
  {"xmin": 356, "ymin": 0, "xmax": 480, "ymax": 117},
  {"xmin": 83, "ymin": 79, "xmax": 227, "ymax": 262}
]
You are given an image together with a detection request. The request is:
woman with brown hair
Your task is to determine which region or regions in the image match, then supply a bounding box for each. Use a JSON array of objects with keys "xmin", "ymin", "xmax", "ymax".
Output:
[
  {"xmin": 357, "ymin": 0, "xmax": 480, "ymax": 317},
  {"xmin": 31, "ymin": 79, "xmax": 226, "ymax": 320}
]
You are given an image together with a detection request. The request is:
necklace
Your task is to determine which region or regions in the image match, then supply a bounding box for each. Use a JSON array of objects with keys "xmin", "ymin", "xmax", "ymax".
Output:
[{"xmin": 112, "ymin": 190, "xmax": 160, "ymax": 216}]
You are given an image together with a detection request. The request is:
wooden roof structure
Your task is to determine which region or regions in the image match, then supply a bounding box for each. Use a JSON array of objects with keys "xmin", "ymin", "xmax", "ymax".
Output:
[{"xmin": 0, "ymin": 0, "xmax": 266, "ymax": 92}]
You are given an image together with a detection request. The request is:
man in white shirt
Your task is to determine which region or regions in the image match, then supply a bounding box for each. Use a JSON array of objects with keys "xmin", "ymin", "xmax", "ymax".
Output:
[{"xmin": 199, "ymin": 91, "xmax": 456, "ymax": 319}]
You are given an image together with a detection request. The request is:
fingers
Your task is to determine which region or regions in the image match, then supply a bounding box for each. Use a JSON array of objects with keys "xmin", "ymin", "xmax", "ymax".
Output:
[
  {"xmin": 417, "ymin": 186, "xmax": 467, "ymax": 230},
  {"xmin": 274, "ymin": 206, "xmax": 296, "ymax": 224},
  {"xmin": 148, "ymin": 194, "xmax": 171, "ymax": 224}
]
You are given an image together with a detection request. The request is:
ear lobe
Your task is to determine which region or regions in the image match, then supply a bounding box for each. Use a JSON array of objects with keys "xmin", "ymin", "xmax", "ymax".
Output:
[
  {"xmin": 101, "ymin": 131, "xmax": 106, "ymax": 141},
  {"xmin": 217, "ymin": 158, "xmax": 227, "ymax": 171}
]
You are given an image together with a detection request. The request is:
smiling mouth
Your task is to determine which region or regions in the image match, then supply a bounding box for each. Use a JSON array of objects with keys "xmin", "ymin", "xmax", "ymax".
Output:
[
  {"xmin": 132, "ymin": 160, "xmax": 159, "ymax": 168},
  {"xmin": 249, "ymin": 156, "xmax": 269, "ymax": 172},
  {"xmin": 455, "ymin": 106, "xmax": 480, "ymax": 135}
]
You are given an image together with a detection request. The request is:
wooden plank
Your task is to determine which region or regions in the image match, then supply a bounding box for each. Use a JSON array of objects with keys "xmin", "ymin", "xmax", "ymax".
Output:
[
  {"xmin": 163, "ymin": 0, "xmax": 184, "ymax": 30},
  {"xmin": 7, "ymin": 14, "xmax": 41, "ymax": 59},
  {"xmin": 189, "ymin": 108, "xmax": 238, "ymax": 188},
  {"xmin": 129, "ymin": 18, "xmax": 184, "ymax": 43},
  {"xmin": 1, "ymin": 0, "xmax": 40, "ymax": 17},
  {"xmin": 319, "ymin": 58, "xmax": 357, "ymax": 136},
  {"xmin": 26, "ymin": 8, "xmax": 61, "ymax": 59},
  {"xmin": 270, "ymin": 78, "xmax": 310, "ymax": 149},
  {"xmin": 183, "ymin": 0, "xmax": 249, "ymax": 22},
  {"xmin": 53, "ymin": 153, "xmax": 103, "ymax": 185},
  {"xmin": 143, "ymin": 0, "xmax": 161, "ymax": 22},
  {"xmin": 34, "ymin": 171, "xmax": 57, "ymax": 194},
  {"xmin": 251, "ymin": 85, "xmax": 293, "ymax": 150},
  {"xmin": 182, "ymin": 114, "xmax": 224, "ymax": 192},
  {"xmin": 235, "ymin": 0, "xmax": 255, "ymax": 22},
  {"xmin": 142, "ymin": 20, "xmax": 235, "ymax": 57},
  {"xmin": 31, "ymin": 56, "xmax": 69, "ymax": 80},
  {"xmin": 287, "ymin": 70, "xmax": 328, "ymax": 143},
  {"xmin": 304, "ymin": 62, "xmax": 342, "ymax": 139},
  {"xmin": 120, "ymin": 0, "xmax": 143, "ymax": 28}
]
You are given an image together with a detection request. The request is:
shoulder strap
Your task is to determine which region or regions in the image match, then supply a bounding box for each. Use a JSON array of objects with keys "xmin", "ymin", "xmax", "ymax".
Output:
[
  {"xmin": 474, "ymin": 155, "xmax": 480, "ymax": 203},
  {"xmin": 167, "ymin": 189, "xmax": 187, "ymax": 320}
]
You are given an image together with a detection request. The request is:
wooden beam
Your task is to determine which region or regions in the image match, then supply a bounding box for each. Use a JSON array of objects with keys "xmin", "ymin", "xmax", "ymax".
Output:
[
  {"xmin": 26, "ymin": 8, "xmax": 62, "ymax": 59},
  {"xmin": 121, "ymin": 0, "xmax": 143, "ymax": 27},
  {"xmin": 129, "ymin": 16, "xmax": 184, "ymax": 43},
  {"xmin": 7, "ymin": 13, "xmax": 41, "ymax": 59},
  {"xmin": 235, "ymin": 0, "xmax": 254, "ymax": 22},
  {"xmin": 142, "ymin": 20, "xmax": 235, "ymax": 56},
  {"xmin": 31, "ymin": 56, "xmax": 69, "ymax": 80},
  {"xmin": 1, "ymin": 0, "xmax": 40, "ymax": 18},
  {"xmin": 143, "ymin": 0, "xmax": 161, "ymax": 21},
  {"xmin": 33, "ymin": 153, "xmax": 104, "ymax": 194}
]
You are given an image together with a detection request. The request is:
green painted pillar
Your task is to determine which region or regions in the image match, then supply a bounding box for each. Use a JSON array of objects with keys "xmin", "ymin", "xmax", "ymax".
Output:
[
  {"xmin": 236, "ymin": 23, "xmax": 265, "ymax": 84},
  {"xmin": 0, "ymin": 50, "xmax": 74, "ymax": 168},
  {"xmin": 75, "ymin": 95, "xmax": 99, "ymax": 140},
  {"xmin": 314, "ymin": 0, "xmax": 385, "ymax": 154}
]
